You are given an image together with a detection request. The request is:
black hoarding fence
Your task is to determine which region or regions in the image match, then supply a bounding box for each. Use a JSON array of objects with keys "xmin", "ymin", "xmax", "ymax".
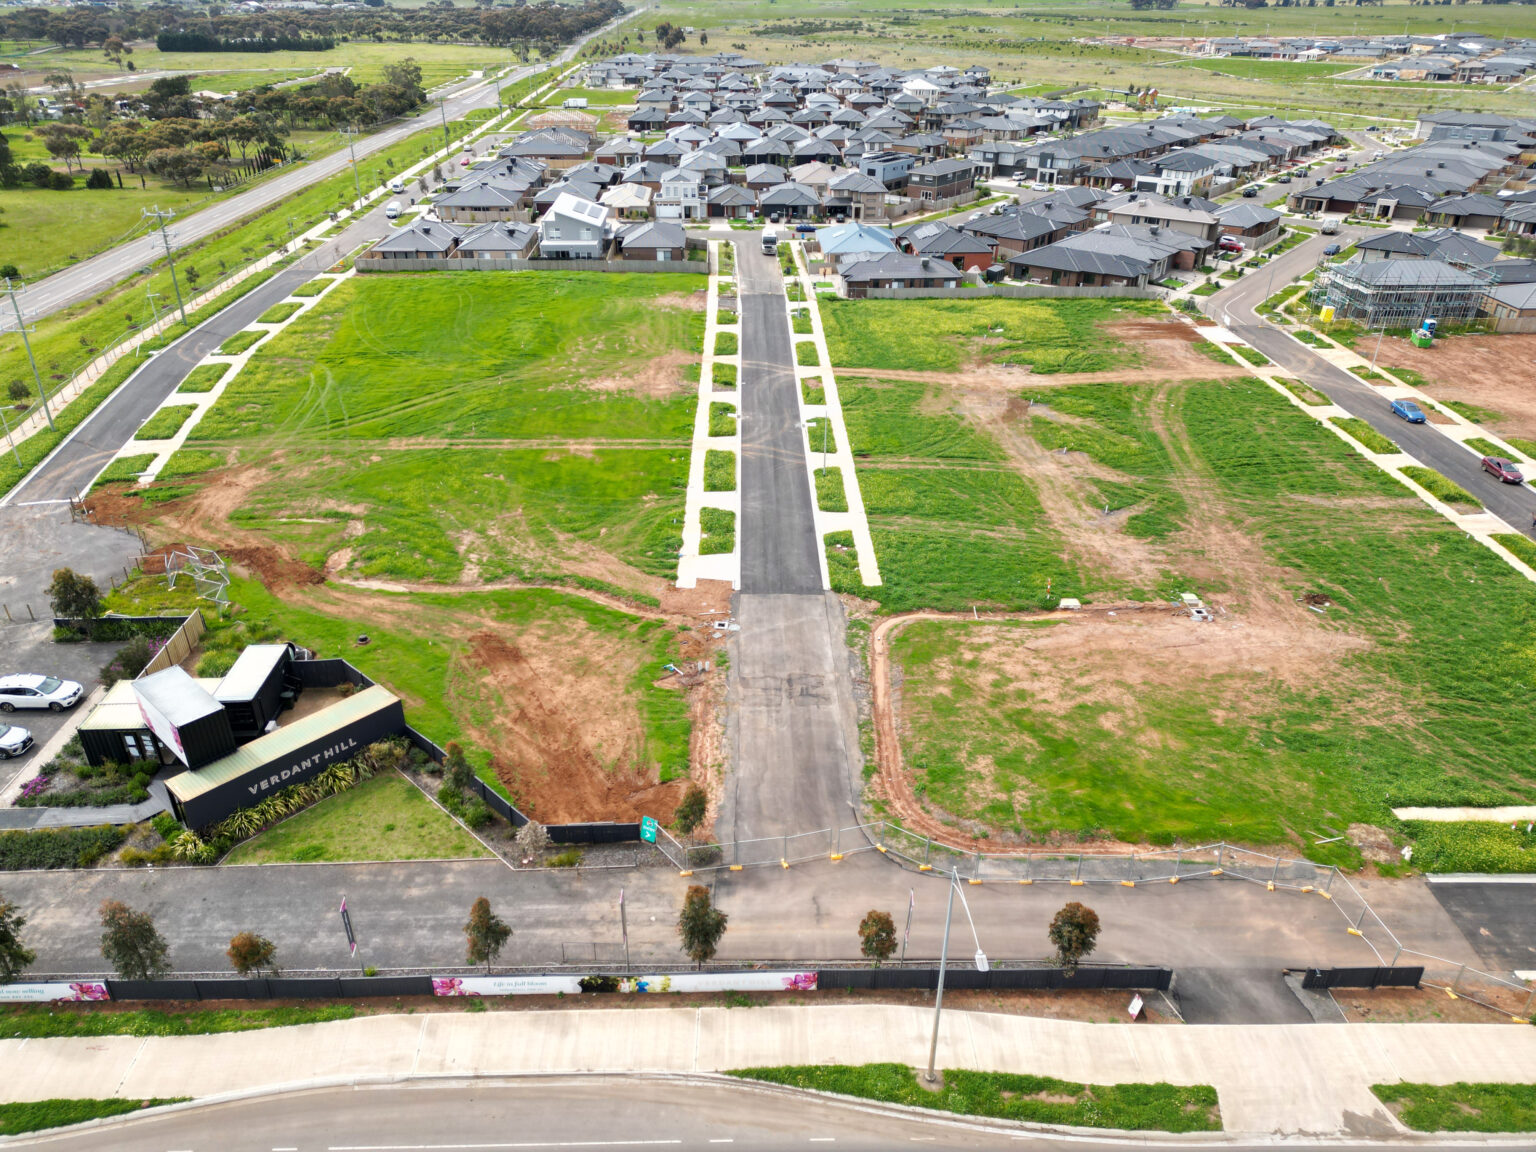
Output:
[
  {"xmin": 817, "ymin": 965, "xmax": 1172, "ymax": 993},
  {"xmin": 100, "ymin": 967, "xmax": 1166, "ymax": 1002},
  {"xmin": 1300, "ymin": 966, "xmax": 1423, "ymax": 990},
  {"xmin": 402, "ymin": 725, "xmax": 641, "ymax": 845}
]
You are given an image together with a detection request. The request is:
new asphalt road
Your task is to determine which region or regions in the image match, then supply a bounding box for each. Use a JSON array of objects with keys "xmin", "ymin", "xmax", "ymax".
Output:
[
  {"xmin": 9, "ymin": 9, "xmax": 636, "ymax": 326},
  {"xmin": 1206, "ymin": 230, "xmax": 1536, "ymax": 538},
  {"xmin": 2, "ymin": 210, "xmax": 386, "ymax": 508},
  {"xmin": 719, "ymin": 240, "xmax": 863, "ymax": 845}
]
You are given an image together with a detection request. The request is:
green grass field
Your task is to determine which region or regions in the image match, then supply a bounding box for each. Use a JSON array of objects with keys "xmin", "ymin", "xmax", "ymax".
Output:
[
  {"xmin": 1373, "ymin": 1083, "xmax": 1536, "ymax": 1133},
  {"xmin": 174, "ymin": 271, "xmax": 702, "ymax": 583},
  {"xmin": 821, "ymin": 297, "xmax": 1163, "ymax": 375},
  {"xmin": 888, "ymin": 375, "xmax": 1536, "ymax": 858},
  {"xmin": 542, "ymin": 87, "xmax": 637, "ymax": 106},
  {"xmin": 730, "ymin": 1066, "xmax": 1220, "ymax": 1132},
  {"xmin": 223, "ymin": 771, "xmax": 490, "ymax": 863}
]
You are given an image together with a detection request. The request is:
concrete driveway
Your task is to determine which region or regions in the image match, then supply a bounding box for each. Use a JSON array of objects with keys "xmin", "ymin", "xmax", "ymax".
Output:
[{"xmin": 0, "ymin": 621, "xmax": 120, "ymax": 791}]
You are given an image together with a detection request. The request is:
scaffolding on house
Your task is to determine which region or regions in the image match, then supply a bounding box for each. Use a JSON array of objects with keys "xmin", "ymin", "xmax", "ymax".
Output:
[{"xmin": 1310, "ymin": 257, "xmax": 1493, "ymax": 328}]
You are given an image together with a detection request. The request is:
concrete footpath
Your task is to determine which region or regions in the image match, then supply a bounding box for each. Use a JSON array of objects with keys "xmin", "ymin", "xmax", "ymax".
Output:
[{"xmin": 2, "ymin": 1006, "xmax": 1534, "ymax": 1138}]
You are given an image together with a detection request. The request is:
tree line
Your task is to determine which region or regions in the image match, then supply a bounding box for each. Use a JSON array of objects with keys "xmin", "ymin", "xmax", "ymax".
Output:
[
  {"xmin": 154, "ymin": 30, "xmax": 337, "ymax": 53},
  {"xmin": 3, "ymin": 1, "xmax": 623, "ymax": 53}
]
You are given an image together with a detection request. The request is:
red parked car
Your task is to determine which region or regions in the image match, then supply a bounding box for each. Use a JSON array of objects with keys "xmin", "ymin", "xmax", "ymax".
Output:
[{"xmin": 1482, "ymin": 456, "xmax": 1524, "ymax": 484}]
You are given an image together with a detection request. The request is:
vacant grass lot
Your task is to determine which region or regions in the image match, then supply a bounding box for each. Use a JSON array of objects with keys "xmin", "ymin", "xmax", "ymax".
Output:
[
  {"xmin": 833, "ymin": 375, "xmax": 1074, "ymax": 613},
  {"xmin": 890, "ymin": 376, "xmax": 1536, "ymax": 856},
  {"xmin": 730, "ymin": 1065, "xmax": 1220, "ymax": 1132},
  {"xmin": 821, "ymin": 297, "xmax": 1164, "ymax": 375},
  {"xmin": 223, "ymin": 771, "xmax": 490, "ymax": 863},
  {"xmin": 177, "ymin": 271, "xmax": 703, "ymax": 583}
]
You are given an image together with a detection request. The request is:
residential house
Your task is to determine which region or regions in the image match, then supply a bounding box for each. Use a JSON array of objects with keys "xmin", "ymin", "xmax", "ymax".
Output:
[
  {"xmin": 826, "ymin": 170, "xmax": 888, "ymax": 220},
  {"xmin": 365, "ymin": 220, "xmax": 463, "ymax": 261},
  {"xmin": 600, "ymin": 182, "xmax": 655, "ymax": 220},
  {"xmin": 615, "ymin": 220, "xmax": 689, "ymax": 261},
  {"xmin": 838, "ymin": 253, "xmax": 964, "ymax": 297},
  {"xmin": 656, "ymin": 167, "xmax": 706, "ymax": 219},
  {"xmin": 760, "ymin": 181, "xmax": 821, "ymax": 220},
  {"xmin": 1213, "ymin": 201, "xmax": 1282, "ymax": 249},
  {"xmin": 537, "ymin": 192, "xmax": 612, "ymax": 259},
  {"xmin": 906, "ymin": 158, "xmax": 977, "ymax": 202},
  {"xmin": 706, "ymin": 183, "xmax": 757, "ymax": 219},
  {"xmin": 894, "ymin": 221, "xmax": 994, "ymax": 271},
  {"xmin": 454, "ymin": 221, "xmax": 537, "ymax": 260}
]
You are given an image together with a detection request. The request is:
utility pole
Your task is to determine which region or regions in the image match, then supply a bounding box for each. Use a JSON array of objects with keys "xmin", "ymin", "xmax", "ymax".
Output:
[
  {"xmin": 2, "ymin": 278, "xmax": 53, "ymax": 431},
  {"xmin": 439, "ymin": 96, "xmax": 451, "ymax": 155},
  {"xmin": 142, "ymin": 207, "xmax": 187, "ymax": 326},
  {"xmin": 343, "ymin": 128, "xmax": 363, "ymax": 206}
]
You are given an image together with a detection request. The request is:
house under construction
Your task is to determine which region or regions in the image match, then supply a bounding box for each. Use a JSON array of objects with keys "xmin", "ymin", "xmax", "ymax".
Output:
[{"xmin": 1311, "ymin": 257, "xmax": 1492, "ymax": 328}]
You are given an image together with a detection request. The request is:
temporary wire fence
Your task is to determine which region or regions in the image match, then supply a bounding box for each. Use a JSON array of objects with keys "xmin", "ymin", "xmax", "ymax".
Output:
[{"xmin": 654, "ymin": 821, "xmax": 1536, "ymax": 1019}]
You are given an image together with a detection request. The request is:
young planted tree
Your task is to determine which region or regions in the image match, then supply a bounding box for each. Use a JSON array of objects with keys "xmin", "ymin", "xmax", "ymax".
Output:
[
  {"xmin": 1048, "ymin": 901, "xmax": 1101, "ymax": 976},
  {"xmin": 464, "ymin": 896, "xmax": 511, "ymax": 969},
  {"xmin": 0, "ymin": 896, "xmax": 36, "ymax": 982},
  {"xmin": 227, "ymin": 931, "xmax": 278, "ymax": 977},
  {"xmin": 47, "ymin": 568, "xmax": 103, "ymax": 636},
  {"xmin": 99, "ymin": 900, "xmax": 171, "ymax": 980},
  {"xmin": 673, "ymin": 784, "xmax": 707, "ymax": 835},
  {"xmin": 857, "ymin": 910, "xmax": 897, "ymax": 966},
  {"xmin": 677, "ymin": 884, "xmax": 727, "ymax": 967}
]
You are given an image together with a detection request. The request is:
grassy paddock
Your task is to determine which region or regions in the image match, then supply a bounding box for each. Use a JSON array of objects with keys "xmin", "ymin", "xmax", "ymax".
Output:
[
  {"xmin": 223, "ymin": 772, "xmax": 491, "ymax": 864},
  {"xmin": 821, "ymin": 296, "xmax": 1163, "ymax": 374},
  {"xmin": 888, "ymin": 374, "xmax": 1536, "ymax": 855},
  {"xmin": 1373, "ymin": 1083, "xmax": 1536, "ymax": 1132},
  {"xmin": 728, "ymin": 1065, "xmax": 1221, "ymax": 1133}
]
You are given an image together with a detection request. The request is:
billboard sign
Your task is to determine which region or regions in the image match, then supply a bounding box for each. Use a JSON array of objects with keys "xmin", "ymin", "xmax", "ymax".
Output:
[
  {"xmin": 0, "ymin": 982, "xmax": 109, "ymax": 1003},
  {"xmin": 134, "ymin": 685, "xmax": 189, "ymax": 766},
  {"xmin": 430, "ymin": 971, "xmax": 817, "ymax": 997}
]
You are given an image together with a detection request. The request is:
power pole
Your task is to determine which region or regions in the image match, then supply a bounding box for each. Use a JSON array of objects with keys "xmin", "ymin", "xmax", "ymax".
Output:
[
  {"xmin": 142, "ymin": 207, "xmax": 187, "ymax": 326},
  {"xmin": 2, "ymin": 278, "xmax": 53, "ymax": 431},
  {"xmin": 343, "ymin": 128, "xmax": 363, "ymax": 205},
  {"xmin": 439, "ymin": 96, "xmax": 451, "ymax": 155}
]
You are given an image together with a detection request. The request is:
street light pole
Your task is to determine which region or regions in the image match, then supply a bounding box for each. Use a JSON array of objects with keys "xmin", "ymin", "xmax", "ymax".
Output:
[
  {"xmin": 2, "ymin": 277, "xmax": 52, "ymax": 430},
  {"xmin": 439, "ymin": 96, "xmax": 451, "ymax": 155},
  {"xmin": 924, "ymin": 875, "xmax": 956, "ymax": 1084}
]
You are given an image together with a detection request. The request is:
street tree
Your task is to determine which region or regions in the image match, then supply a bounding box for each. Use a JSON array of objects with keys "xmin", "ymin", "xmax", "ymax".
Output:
[
  {"xmin": 0, "ymin": 895, "xmax": 36, "ymax": 982},
  {"xmin": 857, "ymin": 910, "xmax": 897, "ymax": 965},
  {"xmin": 99, "ymin": 900, "xmax": 171, "ymax": 980},
  {"xmin": 47, "ymin": 568, "xmax": 103, "ymax": 634},
  {"xmin": 673, "ymin": 784, "xmax": 707, "ymax": 835},
  {"xmin": 1048, "ymin": 901, "xmax": 1101, "ymax": 976},
  {"xmin": 227, "ymin": 931, "xmax": 278, "ymax": 976},
  {"xmin": 677, "ymin": 884, "xmax": 727, "ymax": 967},
  {"xmin": 464, "ymin": 896, "xmax": 512, "ymax": 969}
]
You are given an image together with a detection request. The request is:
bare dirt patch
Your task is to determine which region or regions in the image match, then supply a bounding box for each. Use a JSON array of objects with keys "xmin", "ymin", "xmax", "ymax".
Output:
[
  {"xmin": 1336, "ymin": 985, "xmax": 1523, "ymax": 1025},
  {"xmin": 458, "ymin": 630, "xmax": 686, "ymax": 825},
  {"xmin": 584, "ymin": 349, "xmax": 697, "ymax": 399},
  {"xmin": 1377, "ymin": 333, "xmax": 1536, "ymax": 439},
  {"xmin": 652, "ymin": 291, "xmax": 709, "ymax": 312}
]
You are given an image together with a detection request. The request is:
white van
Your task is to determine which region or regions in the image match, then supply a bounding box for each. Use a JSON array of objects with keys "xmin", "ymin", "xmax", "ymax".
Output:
[
  {"xmin": 385, "ymin": 201, "xmax": 402, "ymax": 220},
  {"xmin": 389, "ymin": 177, "xmax": 405, "ymax": 194}
]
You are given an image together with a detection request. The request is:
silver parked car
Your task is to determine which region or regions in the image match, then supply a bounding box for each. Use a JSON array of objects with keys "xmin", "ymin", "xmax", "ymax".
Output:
[
  {"xmin": 0, "ymin": 674, "xmax": 84, "ymax": 713},
  {"xmin": 0, "ymin": 724, "xmax": 32, "ymax": 759}
]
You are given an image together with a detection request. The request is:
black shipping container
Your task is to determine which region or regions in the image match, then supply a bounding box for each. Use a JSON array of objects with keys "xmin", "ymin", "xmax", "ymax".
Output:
[{"xmin": 215, "ymin": 644, "xmax": 293, "ymax": 737}]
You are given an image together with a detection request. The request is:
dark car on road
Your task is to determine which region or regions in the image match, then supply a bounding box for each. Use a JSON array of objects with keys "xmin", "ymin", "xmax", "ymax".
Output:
[
  {"xmin": 1389, "ymin": 398, "xmax": 1427, "ymax": 423},
  {"xmin": 1323, "ymin": 243, "xmax": 1341, "ymax": 256},
  {"xmin": 1482, "ymin": 456, "xmax": 1524, "ymax": 484}
]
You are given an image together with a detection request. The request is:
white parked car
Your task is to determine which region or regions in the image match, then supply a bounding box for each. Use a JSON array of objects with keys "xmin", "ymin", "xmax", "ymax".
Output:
[
  {"xmin": 0, "ymin": 724, "xmax": 32, "ymax": 759},
  {"xmin": 0, "ymin": 674, "xmax": 83, "ymax": 713}
]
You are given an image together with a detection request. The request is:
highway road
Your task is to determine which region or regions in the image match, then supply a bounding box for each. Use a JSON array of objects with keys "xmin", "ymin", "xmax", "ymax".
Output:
[
  {"xmin": 9, "ymin": 11, "xmax": 633, "ymax": 326},
  {"xmin": 1204, "ymin": 231, "xmax": 1536, "ymax": 540},
  {"xmin": 0, "ymin": 1077, "xmax": 1449, "ymax": 1151}
]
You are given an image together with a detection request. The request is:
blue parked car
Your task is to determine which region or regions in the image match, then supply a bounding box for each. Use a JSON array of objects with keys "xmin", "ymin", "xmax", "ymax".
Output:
[
  {"xmin": 1323, "ymin": 243, "xmax": 1341, "ymax": 256},
  {"xmin": 1390, "ymin": 398, "xmax": 1427, "ymax": 423}
]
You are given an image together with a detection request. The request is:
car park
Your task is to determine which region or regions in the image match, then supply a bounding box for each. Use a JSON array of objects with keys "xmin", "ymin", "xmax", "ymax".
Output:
[
  {"xmin": 0, "ymin": 724, "xmax": 31, "ymax": 759},
  {"xmin": 1482, "ymin": 456, "xmax": 1524, "ymax": 484},
  {"xmin": 0, "ymin": 674, "xmax": 84, "ymax": 712},
  {"xmin": 1389, "ymin": 399, "xmax": 1426, "ymax": 424}
]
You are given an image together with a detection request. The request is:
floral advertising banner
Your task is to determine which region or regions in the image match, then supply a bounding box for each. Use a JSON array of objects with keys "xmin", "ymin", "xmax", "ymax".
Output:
[{"xmin": 0, "ymin": 982, "xmax": 110, "ymax": 1002}]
